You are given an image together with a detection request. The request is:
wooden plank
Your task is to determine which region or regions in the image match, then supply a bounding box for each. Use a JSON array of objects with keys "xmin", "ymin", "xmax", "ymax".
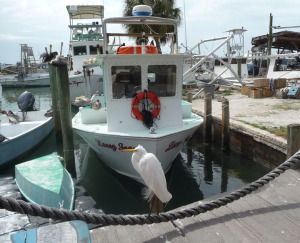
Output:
[
  {"xmin": 90, "ymin": 224, "xmax": 155, "ymax": 243},
  {"xmin": 226, "ymin": 197, "xmax": 286, "ymax": 242},
  {"xmin": 209, "ymin": 206, "xmax": 261, "ymax": 242},
  {"xmin": 257, "ymin": 170, "xmax": 300, "ymax": 220},
  {"xmin": 192, "ymin": 206, "xmax": 247, "ymax": 242}
]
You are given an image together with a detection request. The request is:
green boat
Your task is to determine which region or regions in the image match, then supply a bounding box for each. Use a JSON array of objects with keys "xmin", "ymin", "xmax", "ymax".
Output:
[{"xmin": 15, "ymin": 153, "xmax": 75, "ymax": 210}]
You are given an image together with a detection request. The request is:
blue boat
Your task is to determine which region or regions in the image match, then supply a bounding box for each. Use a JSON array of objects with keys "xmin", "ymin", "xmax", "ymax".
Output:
[
  {"xmin": 8, "ymin": 220, "xmax": 91, "ymax": 243},
  {"xmin": 0, "ymin": 110, "xmax": 53, "ymax": 165}
]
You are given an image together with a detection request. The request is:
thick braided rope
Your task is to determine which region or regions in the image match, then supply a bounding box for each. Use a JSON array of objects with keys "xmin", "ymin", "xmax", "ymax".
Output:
[{"xmin": 0, "ymin": 150, "xmax": 299, "ymax": 226}]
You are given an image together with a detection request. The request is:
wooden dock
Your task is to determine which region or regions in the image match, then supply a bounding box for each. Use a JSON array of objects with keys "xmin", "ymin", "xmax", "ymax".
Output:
[{"xmin": 90, "ymin": 168, "xmax": 300, "ymax": 242}]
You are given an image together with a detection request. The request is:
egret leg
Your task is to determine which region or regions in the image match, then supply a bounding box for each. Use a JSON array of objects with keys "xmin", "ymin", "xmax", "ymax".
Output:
[{"xmin": 149, "ymin": 195, "xmax": 163, "ymax": 215}]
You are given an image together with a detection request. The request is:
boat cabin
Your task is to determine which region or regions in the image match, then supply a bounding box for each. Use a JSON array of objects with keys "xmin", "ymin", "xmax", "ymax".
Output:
[
  {"xmin": 101, "ymin": 54, "xmax": 186, "ymax": 133},
  {"xmin": 87, "ymin": 14, "xmax": 188, "ymax": 133},
  {"xmin": 66, "ymin": 5, "xmax": 104, "ymax": 73}
]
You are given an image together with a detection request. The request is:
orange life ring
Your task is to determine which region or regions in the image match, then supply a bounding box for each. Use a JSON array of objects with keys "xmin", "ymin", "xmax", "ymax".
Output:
[
  {"xmin": 117, "ymin": 45, "xmax": 158, "ymax": 55},
  {"xmin": 131, "ymin": 91, "xmax": 161, "ymax": 121}
]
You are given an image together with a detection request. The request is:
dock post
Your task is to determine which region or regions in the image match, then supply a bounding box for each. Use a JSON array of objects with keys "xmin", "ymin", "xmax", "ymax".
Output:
[
  {"xmin": 237, "ymin": 58, "xmax": 242, "ymax": 78},
  {"xmin": 204, "ymin": 93, "xmax": 212, "ymax": 142},
  {"xmin": 49, "ymin": 64, "xmax": 62, "ymax": 140},
  {"xmin": 187, "ymin": 93, "xmax": 192, "ymax": 103},
  {"xmin": 55, "ymin": 62, "xmax": 76, "ymax": 177},
  {"xmin": 287, "ymin": 124, "xmax": 300, "ymax": 169},
  {"xmin": 221, "ymin": 99, "xmax": 230, "ymax": 152}
]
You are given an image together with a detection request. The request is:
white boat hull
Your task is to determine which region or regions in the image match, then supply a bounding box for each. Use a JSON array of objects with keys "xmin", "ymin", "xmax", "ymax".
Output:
[
  {"xmin": 0, "ymin": 111, "xmax": 54, "ymax": 165},
  {"xmin": 69, "ymin": 74, "xmax": 103, "ymax": 100},
  {"xmin": 1, "ymin": 73, "xmax": 103, "ymax": 100},
  {"xmin": 0, "ymin": 74, "xmax": 50, "ymax": 88},
  {"xmin": 73, "ymin": 114, "xmax": 202, "ymax": 183}
]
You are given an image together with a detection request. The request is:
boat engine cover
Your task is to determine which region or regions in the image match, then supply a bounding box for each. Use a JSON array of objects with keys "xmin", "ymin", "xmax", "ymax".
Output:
[{"xmin": 17, "ymin": 91, "xmax": 36, "ymax": 111}]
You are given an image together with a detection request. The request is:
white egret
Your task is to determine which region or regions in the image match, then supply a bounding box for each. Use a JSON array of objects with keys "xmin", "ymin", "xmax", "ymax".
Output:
[{"xmin": 122, "ymin": 145, "xmax": 172, "ymax": 213}]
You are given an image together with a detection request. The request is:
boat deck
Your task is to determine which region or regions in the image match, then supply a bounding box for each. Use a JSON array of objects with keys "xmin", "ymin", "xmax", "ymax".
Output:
[{"xmin": 73, "ymin": 112, "xmax": 203, "ymax": 138}]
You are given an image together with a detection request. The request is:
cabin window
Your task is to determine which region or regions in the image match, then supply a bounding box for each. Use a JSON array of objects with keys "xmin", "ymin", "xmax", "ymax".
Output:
[
  {"xmin": 73, "ymin": 46, "xmax": 87, "ymax": 56},
  {"xmin": 111, "ymin": 66, "xmax": 141, "ymax": 99},
  {"xmin": 274, "ymin": 58, "xmax": 299, "ymax": 71},
  {"xmin": 89, "ymin": 45, "xmax": 103, "ymax": 55},
  {"xmin": 147, "ymin": 65, "xmax": 176, "ymax": 97}
]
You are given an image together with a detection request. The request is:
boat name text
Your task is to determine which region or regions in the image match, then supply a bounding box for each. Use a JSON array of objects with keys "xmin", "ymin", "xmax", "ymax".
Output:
[
  {"xmin": 165, "ymin": 140, "xmax": 183, "ymax": 152},
  {"xmin": 95, "ymin": 139, "xmax": 134, "ymax": 152}
]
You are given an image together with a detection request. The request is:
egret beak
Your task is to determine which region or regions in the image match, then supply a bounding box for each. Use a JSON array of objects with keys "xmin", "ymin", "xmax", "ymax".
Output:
[{"xmin": 122, "ymin": 149, "xmax": 136, "ymax": 152}]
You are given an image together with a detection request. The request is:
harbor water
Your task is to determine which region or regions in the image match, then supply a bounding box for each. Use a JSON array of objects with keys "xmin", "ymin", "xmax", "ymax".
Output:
[{"xmin": 0, "ymin": 86, "xmax": 271, "ymax": 214}]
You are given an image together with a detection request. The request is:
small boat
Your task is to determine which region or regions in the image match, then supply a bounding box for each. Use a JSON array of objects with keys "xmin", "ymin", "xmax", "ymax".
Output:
[
  {"xmin": 0, "ymin": 91, "xmax": 54, "ymax": 165},
  {"xmin": 0, "ymin": 110, "xmax": 53, "ymax": 165},
  {"xmin": 72, "ymin": 5, "xmax": 204, "ymax": 183},
  {"xmin": 8, "ymin": 220, "xmax": 89, "ymax": 243},
  {"xmin": 15, "ymin": 153, "xmax": 75, "ymax": 210}
]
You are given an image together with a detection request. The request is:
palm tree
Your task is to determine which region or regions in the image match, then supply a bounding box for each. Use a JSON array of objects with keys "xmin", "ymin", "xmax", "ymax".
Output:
[{"xmin": 123, "ymin": 0, "xmax": 182, "ymax": 53}]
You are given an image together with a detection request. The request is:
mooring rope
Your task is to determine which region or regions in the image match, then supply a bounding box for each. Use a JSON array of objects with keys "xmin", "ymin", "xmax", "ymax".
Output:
[{"xmin": 0, "ymin": 151, "xmax": 299, "ymax": 227}]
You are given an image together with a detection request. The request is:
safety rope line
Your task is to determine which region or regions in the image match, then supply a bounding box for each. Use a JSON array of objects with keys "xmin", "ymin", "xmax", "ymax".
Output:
[{"xmin": 0, "ymin": 151, "xmax": 299, "ymax": 227}]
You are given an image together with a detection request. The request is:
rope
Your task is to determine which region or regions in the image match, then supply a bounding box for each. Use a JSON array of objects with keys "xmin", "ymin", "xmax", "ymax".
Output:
[{"xmin": 0, "ymin": 150, "xmax": 299, "ymax": 227}]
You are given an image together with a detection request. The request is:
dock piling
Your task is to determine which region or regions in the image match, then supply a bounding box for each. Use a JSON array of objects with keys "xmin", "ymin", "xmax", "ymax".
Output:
[
  {"xmin": 204, "ymin": 93, "xmax": 212, "ymax": 142},
  {"xmin": 287, "ymin": 124, "xmax": 300, "ymax": 169},
  {"xmin": 51, "ymin": 62, "xmax": 76, "ymax": 177},
  {"xmin": 49, "ymin": 64, "xmax": 62, "ymax": 140}
]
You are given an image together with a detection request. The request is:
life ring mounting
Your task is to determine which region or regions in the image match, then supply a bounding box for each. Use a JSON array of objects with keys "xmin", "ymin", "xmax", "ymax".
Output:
[{"xmin": 131, "ymin": 91, "xmax": 161, "ymax": 122}]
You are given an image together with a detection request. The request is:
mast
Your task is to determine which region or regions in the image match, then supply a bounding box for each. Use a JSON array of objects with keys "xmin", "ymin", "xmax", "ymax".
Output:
[{"xmin": 267, "ymin": 13, "xmax": 273, "ymax": 68}]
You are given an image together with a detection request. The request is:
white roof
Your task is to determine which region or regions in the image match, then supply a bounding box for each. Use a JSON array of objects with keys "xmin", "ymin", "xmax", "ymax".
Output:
[
  {"xmin": 66, "ymin": 5, "xmax": 104, "ymax": 19},
  {"xmin": 103, "ymin": 16, "xmax": 177, "ymax": 26}
]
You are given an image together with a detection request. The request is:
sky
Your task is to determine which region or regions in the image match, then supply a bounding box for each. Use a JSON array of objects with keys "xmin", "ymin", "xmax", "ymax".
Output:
[{"xmin": 0, "ymin": 0, "xmax": 300, "ymax": 65}]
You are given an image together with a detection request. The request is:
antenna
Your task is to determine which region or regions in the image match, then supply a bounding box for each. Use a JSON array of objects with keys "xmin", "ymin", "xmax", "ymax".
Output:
[{"xmin": 183, "ymin": 0, "xmax": 188, "ymax": 53}]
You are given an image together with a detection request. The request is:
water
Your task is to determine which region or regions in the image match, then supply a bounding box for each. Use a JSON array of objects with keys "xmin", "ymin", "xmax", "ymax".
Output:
[{"xmin": 0, "ymin": 86, "xmax": 271, "ymax": 214}]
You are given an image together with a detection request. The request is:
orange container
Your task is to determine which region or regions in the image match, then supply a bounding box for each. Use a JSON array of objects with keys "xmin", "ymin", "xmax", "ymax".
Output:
[{"xmin": 117, "ymin": 45, "xmax": 158, "ymax": 54}]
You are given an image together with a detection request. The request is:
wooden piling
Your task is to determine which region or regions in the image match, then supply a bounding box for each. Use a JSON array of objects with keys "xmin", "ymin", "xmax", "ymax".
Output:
[
  {"xmin": 187, "ymin": 93, "xmax": 192, "ymax": 103},
  {"xmin": 49, "ymin": 64, "xmax": 62, "ymax": 140},
  {"xmin": 221, "ymin": 99, "xmax": 230, "ymax": 152},
  {"xmin": 287, "ymin": 124, "xmax": 300, "ymax": 169},
  {"xmin": 204, "ymin": 93, "xmax": 212, "ymax": 141},
  {"xmin": 55, "ymin": 62, "xmax": 76, "ymax": 177}
]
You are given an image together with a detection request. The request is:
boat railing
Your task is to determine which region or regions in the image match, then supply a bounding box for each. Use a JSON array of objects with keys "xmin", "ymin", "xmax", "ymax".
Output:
[
  {"xmin": 69, "ymin": 23, "xmax": 103, "ymax": 41},
  {"xmin": 102, "ymin": 16, "xmax": 178, "ymax": 54}
]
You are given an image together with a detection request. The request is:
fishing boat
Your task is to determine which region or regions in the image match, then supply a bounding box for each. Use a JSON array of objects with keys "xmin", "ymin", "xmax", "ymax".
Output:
[
  {"xmin": 66, "ymin": 5, "xmax": 105, "ymax": 100},
  {"xmin": 1, "ymin": 5, "xmax": 106, "ymax": 101},
  {"xmin": 0, "ymin": 44, "xmax": 50, "ymax": 87},
  {"xmin": 0, "ymin": 92, "xmax": 54, "ymax": 165},
  {"xmin": 72, "ymin": 5, "xmax": 204, "ymax": 183},
  {"xmin": 15, "ymin": 153, "xmax": 74, "ymax": 210}
]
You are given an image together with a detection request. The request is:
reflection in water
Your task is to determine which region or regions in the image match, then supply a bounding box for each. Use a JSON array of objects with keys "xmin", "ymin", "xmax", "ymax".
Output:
[
  {"xmin": 182, "ymin": 137, "xmax": 270, "ymax": 199},
  {"xmin": 221, "ymin": 155, "xmax": 229, "ymax": 193},
  {"xmin": 203, "ymin": 144, "xmax": 213, "ymax": 183}
]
